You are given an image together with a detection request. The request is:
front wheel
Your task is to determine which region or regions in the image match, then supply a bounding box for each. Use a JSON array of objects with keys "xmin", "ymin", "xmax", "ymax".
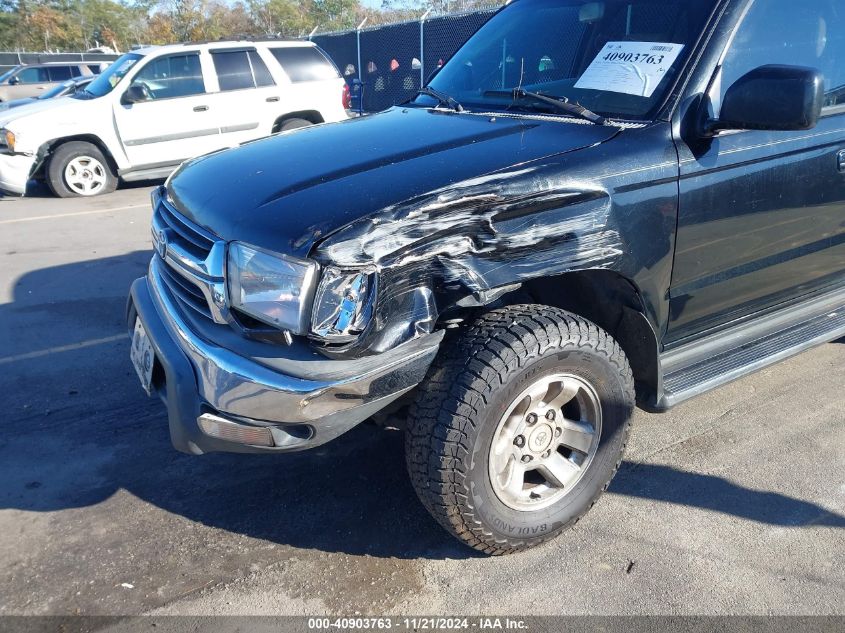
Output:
[
  {"xmin": 406, "ymin": 305, "xmax": 634, "ymax": 554},
  {"xmin": 46, "ymin": 141, "xmax": 117, "ymax": 198}
]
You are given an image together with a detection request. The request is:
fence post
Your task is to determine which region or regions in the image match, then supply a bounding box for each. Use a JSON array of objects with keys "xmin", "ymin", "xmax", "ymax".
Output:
[
  {"xmin": 356, "ymin": 17, "xmax": 367, "ymax": 83},
  {"xmin": 420, "ymin": 8, "xmax": 432, "ymax": 87}
]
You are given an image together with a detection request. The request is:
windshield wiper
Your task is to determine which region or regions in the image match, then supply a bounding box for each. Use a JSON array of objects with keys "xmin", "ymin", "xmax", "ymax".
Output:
[
  {"xmin": 484, "ymin": 89, "xmax": 606, "ymax": 125},
  {"xmin": 416, "ymin": 86, "xmax": 464, "ymax": 112}
]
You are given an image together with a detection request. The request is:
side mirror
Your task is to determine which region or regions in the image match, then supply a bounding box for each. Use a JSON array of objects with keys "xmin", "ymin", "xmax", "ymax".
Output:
[
  {"xmin": 8, "ymin": 75, "xmax": 19, "ymax": 85},
  {"xmin": 705, "ymin": 65, "xmax": 824, "ymax": 135},
  {"xmin": 121, "ymin": 83, "xmax": 149, "ymax": 105}
]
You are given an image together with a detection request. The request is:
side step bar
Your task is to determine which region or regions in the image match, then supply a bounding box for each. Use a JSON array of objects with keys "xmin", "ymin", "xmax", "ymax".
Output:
[{"xmin": 656, "ymin": 286, "xmax": 845, "ymax": 410}]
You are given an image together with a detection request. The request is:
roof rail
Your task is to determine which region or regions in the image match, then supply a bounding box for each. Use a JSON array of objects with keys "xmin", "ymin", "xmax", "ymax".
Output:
[{"xmin": 179, "ymin": 35, "xmax": 300, "ymax": 46}]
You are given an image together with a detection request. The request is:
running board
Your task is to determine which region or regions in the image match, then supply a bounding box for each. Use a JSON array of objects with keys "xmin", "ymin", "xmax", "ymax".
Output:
[{"xmin": 656, "ymin": 287, "xmax": 845, "ymax": 409}]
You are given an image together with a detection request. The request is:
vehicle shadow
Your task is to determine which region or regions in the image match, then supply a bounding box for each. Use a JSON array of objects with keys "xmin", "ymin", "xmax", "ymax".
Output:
[
  {"xmin": 12, "ymin": 178, "xmax": 166, "ymax": 198},
  {"xmin": 1, "ymin": 253, "xmax": 842, "ymax": 564},
  {"xmin": 611, "ymin": 462, "xmax": 845, "ymax": 528}
]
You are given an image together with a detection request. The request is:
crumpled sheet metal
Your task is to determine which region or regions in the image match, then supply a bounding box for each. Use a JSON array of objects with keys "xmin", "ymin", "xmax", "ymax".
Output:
[{"xmin": 315, "ymin": 164, "xmax": 624, "ymax": 355}]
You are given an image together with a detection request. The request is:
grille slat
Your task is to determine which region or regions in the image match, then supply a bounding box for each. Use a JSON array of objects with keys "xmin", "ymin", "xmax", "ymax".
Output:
[
  {"xmin": 158, "ymin": 202, "xmax": 214, "ymax": 257},
  {"xmin": 153, "ymin": 197, "xmax": 220, "ymax": 323},
  {"xmin": 158, "ymin": 261, "xmax": 214, "ymax": 319}
]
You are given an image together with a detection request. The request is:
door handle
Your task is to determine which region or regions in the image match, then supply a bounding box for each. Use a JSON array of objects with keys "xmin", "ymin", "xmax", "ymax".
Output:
[
  {"xmin": 193, "ymin": 105, "xmax": 209, "ymax": 112},
  {"xmin": 266, "ymin": 96, "xmax": 280, "ymax": 103},
  {"xmin": 837, "ymin": 149, "xmax": 845, "ymax": 173}
]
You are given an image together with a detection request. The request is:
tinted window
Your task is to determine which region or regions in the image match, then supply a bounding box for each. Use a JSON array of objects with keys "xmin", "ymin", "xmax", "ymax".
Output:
[
  {"xmin": 131, "ymin": 53, "xmax": 205, "ymax": 100},
  {"xmin": 719, "ymin": 0, "xmax": 845, "ymax": 111},
  {"xmin": 16, "ymin": 67, "xmax": 49, "ymax": 83},
  {"xmin": 249, "ymin": 50, "xmax": 275, "ymax": 87},
  {"xmin": 271, "ymin": 46, "xmax": 340, "ymax": 82},
  {"xmin": 212, "ymin": 50, "xmax": 255, "ymax": 91},
  {"xmin": 48, "ymin": 66, "xmax": 73, "ymax": 81}
]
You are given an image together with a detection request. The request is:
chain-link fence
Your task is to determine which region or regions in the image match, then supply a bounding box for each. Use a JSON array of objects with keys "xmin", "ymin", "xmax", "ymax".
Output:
[
  {"xmin": 0, "ymin": 52, "xmax": 120, "ymax": 75},
  {"xmin": 311, "ymin": 4, "xmax": 504, "ymax": 113}
]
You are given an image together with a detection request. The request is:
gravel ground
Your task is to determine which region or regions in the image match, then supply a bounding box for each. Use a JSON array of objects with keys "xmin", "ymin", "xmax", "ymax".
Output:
[{"xmin": 0, "ymin": 187, "xmax": 843, "ymax": 617}]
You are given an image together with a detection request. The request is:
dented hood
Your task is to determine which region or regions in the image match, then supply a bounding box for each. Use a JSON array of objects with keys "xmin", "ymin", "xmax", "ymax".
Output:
[{"xmin": 167, "ymin": 107, "xmax": 620, "ymax": 257}]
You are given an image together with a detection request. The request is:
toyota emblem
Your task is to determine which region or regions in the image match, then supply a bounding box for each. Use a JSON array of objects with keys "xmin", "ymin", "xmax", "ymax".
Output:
[{"xmin": 157, "ymin": 230, "xmax": 168, "ymax": 259}]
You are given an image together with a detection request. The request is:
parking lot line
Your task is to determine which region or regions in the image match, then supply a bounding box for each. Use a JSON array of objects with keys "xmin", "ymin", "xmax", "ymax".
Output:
[
  {"xmin": 0, "ymin": 203, "xmax": 149, "ymax": 225},
  {"xmin": 0, "ymin": 334, "xmax": 125, "ymax": 365}
]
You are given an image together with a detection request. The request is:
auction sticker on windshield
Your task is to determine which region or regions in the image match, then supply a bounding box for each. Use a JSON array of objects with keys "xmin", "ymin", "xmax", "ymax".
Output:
[{"xmin": 574, "ymin": 41, "xmax": 684, "ymax": 98}]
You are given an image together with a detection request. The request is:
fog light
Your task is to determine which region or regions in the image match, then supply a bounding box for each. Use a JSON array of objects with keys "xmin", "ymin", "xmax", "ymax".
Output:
[{"xmin": 197, "ymin": 413, "xmax": 274, "ymax": 447}]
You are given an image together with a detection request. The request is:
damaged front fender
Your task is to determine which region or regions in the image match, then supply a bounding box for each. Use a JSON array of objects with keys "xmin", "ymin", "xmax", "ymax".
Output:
[{"xmin": 311, "ymin": 124, "xmax": 680, "ymax": 358}]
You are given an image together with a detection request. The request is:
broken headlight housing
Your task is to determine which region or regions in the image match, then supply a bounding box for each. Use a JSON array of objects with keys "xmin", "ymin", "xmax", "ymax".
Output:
[
  {"xmin": 311, "ymin": 267, "xmax": 377, "ymax": 342},
  {"xmin": 227, "ymin": 242, "xmax": 319, "ymax": 335}
]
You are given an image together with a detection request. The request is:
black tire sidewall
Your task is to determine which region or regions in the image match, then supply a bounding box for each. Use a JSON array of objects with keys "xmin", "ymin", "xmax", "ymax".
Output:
[
  {"xmin": 279, "ymin": 118, "xmax": 312, "ymax": 132},
  {"xmin": 47, "ymin": 142, "xmax": 116, "ymax": 198},
  {"xmin": 467, "ymin": 345, "xmax": 630, "ymax": 543}
]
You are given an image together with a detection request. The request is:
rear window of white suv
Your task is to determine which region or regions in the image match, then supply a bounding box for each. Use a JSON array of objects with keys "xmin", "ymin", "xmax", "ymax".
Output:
[
  {"xmin": 212, "ymin": 49, "xmax": 275, "ymax": 91},
  {"xmin": 270, "ymin": 47, "xmax": 339, "ymax": 83}
]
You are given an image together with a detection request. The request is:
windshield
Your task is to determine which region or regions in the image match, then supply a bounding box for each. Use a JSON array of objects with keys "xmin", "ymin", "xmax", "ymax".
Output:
[
  {"xmin": 80, "ymin": 53, "xmax": 143, "ymax": 98},
  {"xmin": 39, "ymin": 80, "xmax": 75, "ymax": 100},
  {"xmin": 424, "ymin": 0, "xmax": 718, "ymax": 120},
  {"xmin": 0, "ymin": 67, "xmax": 19, "ymax": 84}
]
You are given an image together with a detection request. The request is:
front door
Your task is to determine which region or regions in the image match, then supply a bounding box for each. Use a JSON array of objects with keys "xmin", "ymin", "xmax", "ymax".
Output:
[
  {"xmin": 5, "ymin": 66, "xmax": 52, "ymax": 99},
  {"xmin": 114, "ymin": 51, "xmax": 220, "ymax": 168},
  {"xmin": 668, "ymin": 0, "xmax": 845, "ymax": 343}
]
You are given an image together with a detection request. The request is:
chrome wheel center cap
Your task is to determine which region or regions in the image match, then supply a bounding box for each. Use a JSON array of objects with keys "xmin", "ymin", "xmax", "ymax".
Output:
[{"xmin": 528, "ymin": 422, "xmax": 554, "ymax": 453}]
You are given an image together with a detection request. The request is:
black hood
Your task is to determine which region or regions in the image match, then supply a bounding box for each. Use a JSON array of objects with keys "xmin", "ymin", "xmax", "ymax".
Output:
[{"xmin": 167, "ymin": 107, "xmax": 620, "ymax": 258}]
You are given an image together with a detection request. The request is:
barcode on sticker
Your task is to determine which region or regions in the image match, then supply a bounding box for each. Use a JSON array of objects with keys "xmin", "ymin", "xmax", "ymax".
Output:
[{"xmin": 651, "ymin": 45, "xmax": 673, "ymax": 51}]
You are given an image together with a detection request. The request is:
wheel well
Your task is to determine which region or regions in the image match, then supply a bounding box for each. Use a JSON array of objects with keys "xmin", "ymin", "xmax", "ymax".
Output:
[
  {"xmin": 37, "ymin": 135, "xmax": 119, "ymax": 179},
  {"xmin": 501, "ymin": 271, "xmax": 660, "ymax": 404},
  {"xmin": 272, "ymin": 111, "xmax": 324, "ymax": 132}
]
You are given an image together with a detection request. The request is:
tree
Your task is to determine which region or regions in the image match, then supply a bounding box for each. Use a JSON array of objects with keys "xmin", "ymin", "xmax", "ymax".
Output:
[{"xmin": 246, "ymin": 0, "xmax": 307, "ymax": 36}]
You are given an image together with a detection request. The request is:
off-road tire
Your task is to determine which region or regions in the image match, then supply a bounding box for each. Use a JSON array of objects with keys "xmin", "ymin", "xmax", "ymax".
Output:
[
  {"xmin": 47, "ymin": 141, "xmax": 117, "ymax": 198},
  {"xmin": 406, "ymin": 305, "xmax": 635, "ymax": 555}
]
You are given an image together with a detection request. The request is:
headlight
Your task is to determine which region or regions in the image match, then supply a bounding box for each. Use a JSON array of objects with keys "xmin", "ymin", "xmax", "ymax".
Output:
[
  {"xmin": 227, "ymin": 242, "xmax": 319, "ymax": 334},
  {"xmin": 2, "ymin": 129, "xmax": 15, "ymax": 151},
  {"xmin": 311, "ymin": 267, "xmax": 377, "ymax": 342}
]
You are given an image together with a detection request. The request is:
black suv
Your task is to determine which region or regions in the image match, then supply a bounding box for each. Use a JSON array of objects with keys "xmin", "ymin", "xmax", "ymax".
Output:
[{"xmin": 127, "ymin": 0, "xmax": 845, "ymax": 554}]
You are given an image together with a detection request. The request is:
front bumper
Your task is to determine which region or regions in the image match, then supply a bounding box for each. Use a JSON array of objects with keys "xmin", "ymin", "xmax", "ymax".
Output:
[
  {"xmin": 0, "ymin": 152, "xmax": 35, "ymax": 195},
  {"xmin": 126, "ymin": 262, "xmax": 443, "ymax": 455}
]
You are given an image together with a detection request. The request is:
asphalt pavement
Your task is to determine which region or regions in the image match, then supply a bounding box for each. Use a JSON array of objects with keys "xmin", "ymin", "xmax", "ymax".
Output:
[{"xmin": 0, "ymin": 186, "xmax": 843, "ymax": 616}]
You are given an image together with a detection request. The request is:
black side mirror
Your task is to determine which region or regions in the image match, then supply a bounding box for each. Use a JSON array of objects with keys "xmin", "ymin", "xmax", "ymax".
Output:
[
  {"xmin": 8, "ymin": 75, "xmax": 19, "ymax": 85},
  {"xmin": 705, "ymin": 65, "xmax": 824, "ymax": 135},
  {"xmin": 121, "ymin": 83, "xmax": 149, "ymax": 105}
]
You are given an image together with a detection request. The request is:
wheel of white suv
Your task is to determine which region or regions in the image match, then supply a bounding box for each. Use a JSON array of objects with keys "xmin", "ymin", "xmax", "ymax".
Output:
[
  {"xmin": 406, "ymin": 305, "xmax": 635, "ymax": 555},
  {"xmin": 47, "ymin": 141, "xmax": 117, "ymax": 198},
  {"xmin": 274, "ymin": 118, "xmax": 313, "ymax": 134}
]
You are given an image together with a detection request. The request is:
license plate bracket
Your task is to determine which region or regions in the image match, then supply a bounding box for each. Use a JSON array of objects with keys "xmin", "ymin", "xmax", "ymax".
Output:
[{"xmin": 130, "ymin": 317, "xmax": 155, "ymax": 395}]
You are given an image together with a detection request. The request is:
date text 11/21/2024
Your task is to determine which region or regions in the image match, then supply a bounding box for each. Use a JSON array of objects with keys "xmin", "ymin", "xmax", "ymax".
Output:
[{"xmin": 306, "ymin": 617, "xmax": 528, "ymax": 630}]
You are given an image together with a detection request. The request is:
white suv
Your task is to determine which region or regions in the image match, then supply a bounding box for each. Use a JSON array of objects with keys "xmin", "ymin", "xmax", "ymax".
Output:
[{"xmin": 0, "ymin": 40, "xmax": 349, "ymax": 197}]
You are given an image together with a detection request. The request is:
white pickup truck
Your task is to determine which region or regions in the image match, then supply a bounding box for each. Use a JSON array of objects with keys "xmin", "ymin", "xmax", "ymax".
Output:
[{"xmin": 0, "ymin": 40, "xmax": 349, "ymax": 197}]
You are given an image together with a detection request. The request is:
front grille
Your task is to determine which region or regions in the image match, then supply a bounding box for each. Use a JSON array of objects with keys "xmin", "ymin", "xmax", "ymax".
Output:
[
  {"xmin": 158, "ymin": 201, "xmax": 214, "ymax": 260},
  {"xmin": 158, "ymin": 260, "xmax": 214, "ymax": 320},
  {"xmin": 150, "ymin": 188, "xmax": 226, "ymax": 325}
]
